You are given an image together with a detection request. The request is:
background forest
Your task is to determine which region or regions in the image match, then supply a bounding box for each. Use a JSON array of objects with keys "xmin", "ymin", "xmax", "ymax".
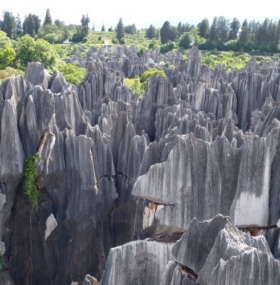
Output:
[{"xmin": 0, "ymin": 9, "xmax": 280, "ymax": 85}]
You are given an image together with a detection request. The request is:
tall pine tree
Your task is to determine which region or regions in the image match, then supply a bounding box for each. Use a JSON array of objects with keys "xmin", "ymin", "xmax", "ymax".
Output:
[
  {"xmin": 116, "ymin": 18, "xmax": 124, "ymax": 42},
  {"xmin": 43, "ymin": 9, "xmax": 52, "ymax": 26}
]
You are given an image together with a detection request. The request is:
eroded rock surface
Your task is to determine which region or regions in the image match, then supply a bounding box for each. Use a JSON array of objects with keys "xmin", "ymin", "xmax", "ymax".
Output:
[{"xmin": 1, "ymin": 47, "xmax": 280, "ymax": 284}]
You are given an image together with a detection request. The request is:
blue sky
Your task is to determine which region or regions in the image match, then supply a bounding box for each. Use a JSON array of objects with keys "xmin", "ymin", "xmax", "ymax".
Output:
[{"xmin": 1, "ymin": 0, "xmax": 279, "ymax": 30}]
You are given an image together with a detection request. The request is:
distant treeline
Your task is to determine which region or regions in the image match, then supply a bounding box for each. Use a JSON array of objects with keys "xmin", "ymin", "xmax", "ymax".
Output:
[
  {"xmin": 155, "ymin": 17, "xmax": 280, "ymax": 54},
  {"xmin": 0, "ymin": 9, "xmax": 280, "ymax": 54}
]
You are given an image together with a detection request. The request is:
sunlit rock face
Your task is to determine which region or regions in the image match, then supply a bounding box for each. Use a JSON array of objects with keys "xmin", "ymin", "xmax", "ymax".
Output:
[
  {"xmin": 161, "ymin": 215, "xmax": 280, "ymax": 285},
  {"xmin": 1, "ymin": 47, "xmax": 280, "ymax": 284}
]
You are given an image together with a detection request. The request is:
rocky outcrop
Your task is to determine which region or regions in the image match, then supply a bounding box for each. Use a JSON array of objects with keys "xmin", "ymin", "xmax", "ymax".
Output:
[
  {"xmin": 1, "ymin": 46, "xmax": 280, "ymax": 285},
  {"xmin": 161, "ymin": 215, "xmax": 280, "ymax": 285},
  {"xmin": 101, "ymin": 240, "xmax": 173, "ymax": 285}
]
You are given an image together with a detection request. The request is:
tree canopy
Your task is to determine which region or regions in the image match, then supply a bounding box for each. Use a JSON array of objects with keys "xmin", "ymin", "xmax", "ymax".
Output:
[
  {"xmin": 43, "ymin": 9, "xmax": 53, "ymax": 26},
  {"xmin": 116, "ymin": 18, "xmax": 124, "ymax": 42},
  {"xmin": 16, "ymin": 35, "xmax": 59, "ymax": 70}
]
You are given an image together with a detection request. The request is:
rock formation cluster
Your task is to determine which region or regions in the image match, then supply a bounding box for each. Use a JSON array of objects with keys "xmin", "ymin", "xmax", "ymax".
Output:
[{"xmin": 0, "ymin": 46, "xmax": 280, "ymax": 284}]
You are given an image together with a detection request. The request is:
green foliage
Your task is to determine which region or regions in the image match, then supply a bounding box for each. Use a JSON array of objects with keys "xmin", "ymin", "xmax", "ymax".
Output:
[
  {"xmin": 112, "ymin": 37, "xmax": 119, "ymax": 44},
  {"xmin": 124, "ymin": 69, "xmax": 166, "ymax": 98},
  {"xmin": 140, "ymin": 68, "xmax": 166, "ymax": 83},
  {"xmin": 119, "ymin": 38, "xmax": 126, "ymax": 45},
  {"xmin": 197, "ymin": 18, "xmax": 210, "ymax": 39},
  {"xmin": 0, "ymin": 254, "xmax": 4, "ymax": 272},
  {"xmin": 1, "ymin": 11, "xmax": 16, "ymax": 39},
  {"xmin": 116, "ymin": 18, "xmax": 124, "ymax": 42},
  {"xmin": 160, "ymin": 21, "xmax": 178, "ymax": 44},
  {"xmin": 160, "ymin": 41, "xmax": 176, "ymax": 54},
  {"xmin": 146, "ymin": 24, "xmax": 157, "ymax": 39},
  {"xmin": 24, "ymin": 155, "xmax": 39, "ymax": 214},
  {"xmin": 178, "ymin": 32, "xmax": 191, "ymax": 49},
  {"xmin": 72, "ymin": 27, "xmax": 88, "ymax": 43},
  {"xmin": 43, "ymin": 8, "xmax": 53, "ymax": 26},
  {"xmin": 200, "ymin": 50, "xmax": 251, "ymax": 70},
  {"xmin": 57, "ymin": 63, "xmax": 86, "ymax": 85},
  {"xmin": 23, "ymin": 14, "xmax": 41, "ymax": 37},
  {"xmin": 0, "ymin": 31, "xmax": 12, "ymax": 49},
  {"xmin": 16, "ymin": 35, "xmax": 59, "ymax": 71},
  {"xmin": 148, "ymin": 41, "xmax": 160, "ymax": 50},
  {"xmin": 0, "ymin": 47, "xmax": 16, "ymax": 69},
  {"xmin": 124, "ymin": 77, "xmax": 142, "ymax": 95},
  {"xmin": 0, "ymin": 67, "xmax": 24, "ymax": 84},
  {"xmin": 124, "ymin": 24, "xmax": 137, "ymax": 35}
]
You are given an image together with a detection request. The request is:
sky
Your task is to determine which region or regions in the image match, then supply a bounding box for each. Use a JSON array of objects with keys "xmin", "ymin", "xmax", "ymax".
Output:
[{"xmin": 1, "ymin": 0, "xmax": 279, "ymax": 30}]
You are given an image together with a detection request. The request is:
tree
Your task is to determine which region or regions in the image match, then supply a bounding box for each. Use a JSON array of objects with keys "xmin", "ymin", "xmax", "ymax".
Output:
[
  {"xmin": 116, "ymin": 18, "xmax": 124, "ymax": 42},
  {"xmin": 216, "ymin": 16, "xmax": 229, "ymax": 42},
  {"xmin": 239, "ymin": 20, "xmax": 250, "ymax": 44},
  {"xmin": 178, "ymin": 32, "xmax": 191, "ymax": 49},
  {"xmin": 124, "ymin": 24, "xmax": 137, "ymax": 35},
  {"xmin": 146, "ymin": 24, "xmax": 156, "ymax": 39},
  {"xmin": 43, "ymin": 9, "xmax": 52, "ymax": 26},
  {"xmin": 0, "ymin": 31, "xmax": 15, "ymax": 68},
  {"xmin": 197, "ymin": 18, "xmax": 210, "ymax": 39},
  {"xmin": 81, "ymin": 14, "xmax": 90, "ymax": 35},
  {"xmin": 209, "ymin": 16, "xmax": 229, "ymax": 42},
  {"xmin": 228, "ymin": 18, "xmax": 240, "ymax": 40},
  {"xmin": 16, "ymin": 35, "xmax": 59, "ymax": 70},
  {"xmin": 16, "ymin": 14, "xmax": 23, "ymax": 37},
  {"xmin": 0, "ymin": 31, "xmax": 12, "ymax": 49},
  {"xmin": 160, "ymin": 21, "xmax": 171, "ymax": 44},
  {"xmin": 0, "ymin": 47, "xmax": 16, "ymax": 69},
  {"xmin": 169, "ymin": 26, "xmax": 178, "ymax": 42},
  {"xmin": 160, "ymin": 21, "xmax": 178, "ymax": 44},
  {"xmin": 101, "ymin": 24, "xmax": 105, "ymax": 32},
  {"xmin": 1, "ymin": 11, "xmax": 16, "ymax": 38},
  {"xmin": 54, "ymin": 19, "xmax": 65, "ymax": 28},
  {"xmin": 23, "ymin": 14, "xmax": 41, "ymax": 37},
  {"xmin": 57, "ymin": 63, "xmax": 86, "ymax": 85}
]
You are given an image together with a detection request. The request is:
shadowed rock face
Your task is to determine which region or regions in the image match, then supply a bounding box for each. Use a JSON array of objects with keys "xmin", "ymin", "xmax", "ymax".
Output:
[{"xmin": 1, "ymin": 47, "xmax": 280, "ymax": 284}]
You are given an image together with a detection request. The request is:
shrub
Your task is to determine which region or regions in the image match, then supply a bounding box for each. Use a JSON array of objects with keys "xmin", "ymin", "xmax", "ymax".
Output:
[
  {"xmin": 160, "ymin": 41, "xmax": 176, "ymax": 54},
  {"xmin": 0, "ymin": 67, "xmax": 24, "ymax": 84},
  {"xmin": 124, "ymin": 77, "xmax": 142, "ymax": 95},
  {"xmin": 24, "ymin": 155, "xmax": 39, "ymax": 214},
  {"xmin": 148, "ymin": 41, "xmax": 160, "ymax": 50},
  {"xmin": 178, "ymin": 32, "xmax": 191, "ymax": 49},
  {"xmin": 112, "ymin": 38, "xmax": 119, "ymax": 44},
  {"xmin": 120, "ymin": 38, "xmax": 126, "ymax": 45},
  {"xmin": 140, "ymin": 68, "xmax": 166, "ymax": 83},
  {"xmin": 0, "ymin": 254, "xmax": 4, "ymax": 272},
  {"xmin": 57, "ymin": 63, "xmax": 86, "ymax": 85}
]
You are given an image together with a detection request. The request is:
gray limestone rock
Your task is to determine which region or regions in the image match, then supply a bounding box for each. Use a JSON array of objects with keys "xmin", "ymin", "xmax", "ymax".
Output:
[
  {"xmin": 1, "ymin": 45, "xmax": 280, "ymax": 285},
  {"xmin": 160, "ymin": 261, "xmax": 196, "ymax": 285},
  {"xmin": 101, "ymin": 240, "xmax": 173, "ymax": 285},
  {"xmin": 171, "ymin": 215, "xmax": 280, "ymax": 285}
]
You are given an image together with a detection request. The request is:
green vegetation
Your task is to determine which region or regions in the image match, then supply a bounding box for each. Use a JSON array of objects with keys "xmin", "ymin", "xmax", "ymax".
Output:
[
  {"xmin": 57, "ymin": 63, "xmax": 86, "ymax": 85},
  {"xmin": 124, "ymin": 77, "xmax": 142, "ymax": 96},
  {"xmin": 200, "ymin": 51, "xmax": 251, "ymax": 70},
  {"xmin": 140, "ymin": 68, "xmax": 166, "ymax": 83},
  {"xmin": 16, "ymin": 35, "xmax": 60, "ymax": 71},
  {"xmin": 0, "ymin": 9, "xmax": 279, "ymax": 87},
  {"xmin": 24, "ymin": 155, "xmax": 40, "ymax": 214},
  {"xmin": 0, "ymin": 67, "xmax": 24, "ymax": 84},
  {"xmin": 124, "ymin": 68, "xmax": 166, "ymax": 98},
  {"xmin": 0, "ymin": 254, "xmax": 4, "ymax": 272}
]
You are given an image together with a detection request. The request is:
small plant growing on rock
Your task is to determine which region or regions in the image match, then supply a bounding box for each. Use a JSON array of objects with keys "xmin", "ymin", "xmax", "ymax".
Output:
[
  {"xmin": 24, "ymin": 155, "xmax": 40, "ymax": 214},
  {"xmin": 0, "ymin": 254, "xmax": 4, "ymax": 272}
]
